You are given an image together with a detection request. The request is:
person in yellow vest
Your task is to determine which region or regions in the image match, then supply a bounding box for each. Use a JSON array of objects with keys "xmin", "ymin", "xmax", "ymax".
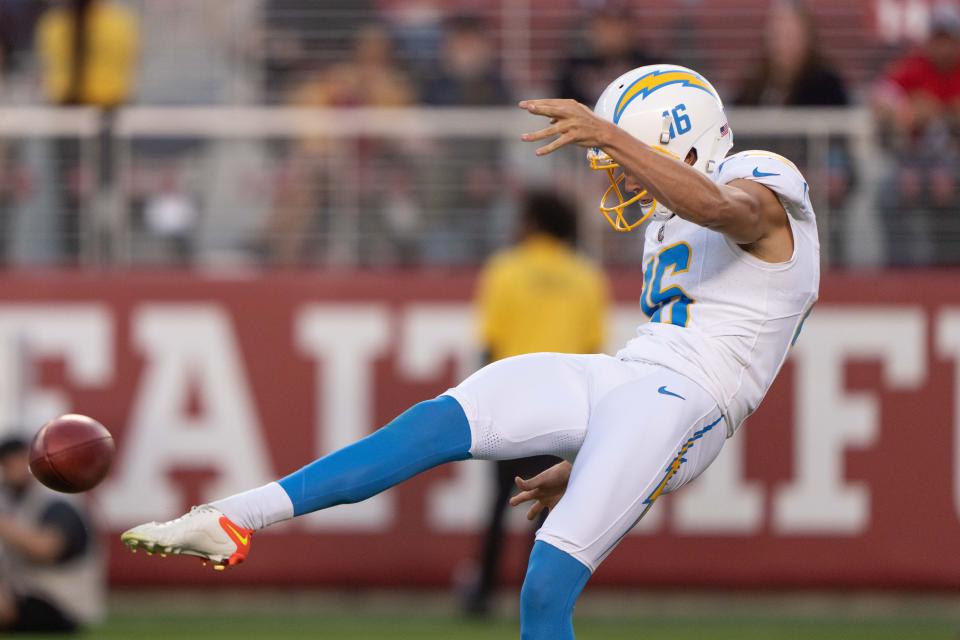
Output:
[
  {"xmin": 462, "ymin": 190, "xmax": 609, "ymax": 615},
  {"xmin": 0, "ymin": 436, "xmax": 105, "ymax": 634},
  {"xmin": 35, "ymin": 0, "xmax": 139, "ymax": 261},
  {"xmin": 36, "ymin": 0, "xmax": 139, "ymax": 107}
]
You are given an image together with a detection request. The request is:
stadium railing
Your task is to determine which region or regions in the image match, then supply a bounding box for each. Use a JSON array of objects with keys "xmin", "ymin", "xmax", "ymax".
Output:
[{"xmin": 0, "ymin": 106, "xmax": 881, "ymax": 267}]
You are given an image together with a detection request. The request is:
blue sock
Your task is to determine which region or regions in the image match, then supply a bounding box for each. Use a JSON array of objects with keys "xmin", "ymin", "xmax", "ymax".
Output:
[
  {"xmin": 278, "ymin": 395, "xmax": 472, "ymax": 516},
  {"xmin": 520, "ymin": 541, "xmax": 592, "ymax": 640}
]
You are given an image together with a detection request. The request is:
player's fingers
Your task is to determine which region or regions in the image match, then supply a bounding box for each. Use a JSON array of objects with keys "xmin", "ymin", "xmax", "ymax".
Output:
[
  {"xmin": 521, "ymin": 124, "xmax": 561, "ymax": 143},
  {"xmin": 516, "ymin": 474, "xmax": 549, "ymax": 491},
  {"xmin": 522, "ymin": 466, "xmax": 561, "ymax": 487},
  {"xmin": 526, "ymin": 502, "xmax": 545, "ymax": 521},
  {"xmin": 536, "ymin": 132, "xmax": 575, "ymax": 157},
  {"xmin": 509, "ymin": 488, "xmax": 540, "ymax": 506},
  {"xmin": 518, "ymin": 99, "xmax": 567, "ymax": 118}
]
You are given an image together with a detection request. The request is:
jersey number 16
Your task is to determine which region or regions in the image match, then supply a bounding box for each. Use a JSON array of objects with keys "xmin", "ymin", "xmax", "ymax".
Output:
[{"xmin": 641, "ymin": 242, "xmax": 695, "ymax": 327}]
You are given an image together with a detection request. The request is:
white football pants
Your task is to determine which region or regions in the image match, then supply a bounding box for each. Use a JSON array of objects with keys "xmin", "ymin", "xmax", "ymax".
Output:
[{"xmin": 445, "ymin": 353, "xmax": 725, "ymax": 571}]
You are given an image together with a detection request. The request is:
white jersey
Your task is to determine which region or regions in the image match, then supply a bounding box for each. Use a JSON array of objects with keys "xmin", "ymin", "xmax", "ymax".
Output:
[{"xmin": 616, "ymin": 150, "xmax": 820, "ymax": 435}]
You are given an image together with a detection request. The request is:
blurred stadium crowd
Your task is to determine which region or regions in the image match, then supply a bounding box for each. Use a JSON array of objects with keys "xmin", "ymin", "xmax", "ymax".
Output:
[{"xmin": 0, "ymin": 0, "xmax": 959, "ymax": 267}]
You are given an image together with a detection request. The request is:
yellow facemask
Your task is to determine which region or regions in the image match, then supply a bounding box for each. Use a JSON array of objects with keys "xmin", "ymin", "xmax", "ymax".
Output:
[{"xmin": 587, "ymin": 149, "xmax": 672, "ymax": 233}]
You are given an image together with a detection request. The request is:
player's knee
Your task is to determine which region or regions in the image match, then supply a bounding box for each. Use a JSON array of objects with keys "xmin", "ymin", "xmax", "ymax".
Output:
[
  {"xmin": 317, "ymin": 396, "xmax": 472, "ymax": 506},
  {"xmin": 520, "ymin": 565, "xmax": 556, "ymax": 618},
  {"xmin": 383, "ymin": 396, "xmax": 470, "ymax": 447},
  {"xmin": 520, "ymin": 541, "xmax": 591, "ymax": 639}
]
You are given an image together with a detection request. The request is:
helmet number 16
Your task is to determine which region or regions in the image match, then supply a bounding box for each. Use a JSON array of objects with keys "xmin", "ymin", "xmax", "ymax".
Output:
[{"xmin": 661, "ymin": 104, "xmax": 691, "ymax": 140}]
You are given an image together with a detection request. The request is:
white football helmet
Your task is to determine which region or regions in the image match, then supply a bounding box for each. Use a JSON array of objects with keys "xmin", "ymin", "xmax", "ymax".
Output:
[{"xmin": 588, "ymin": 64, "xmax": 733, "ymax": 231}]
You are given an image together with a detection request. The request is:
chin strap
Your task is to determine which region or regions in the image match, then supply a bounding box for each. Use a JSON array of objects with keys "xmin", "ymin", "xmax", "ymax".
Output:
[{"xmin": 659, "ymin": 112, "xmax": 673, "ymax": 145}]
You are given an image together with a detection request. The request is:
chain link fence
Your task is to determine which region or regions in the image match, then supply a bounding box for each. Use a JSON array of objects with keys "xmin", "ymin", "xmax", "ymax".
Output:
[
  {"xmin": 0, "ymin": 105, "xmax": 904, "ymax": 268},
  {"xmin": 0, "ymin": 1, "xmax": 955, "ymax": 268}
]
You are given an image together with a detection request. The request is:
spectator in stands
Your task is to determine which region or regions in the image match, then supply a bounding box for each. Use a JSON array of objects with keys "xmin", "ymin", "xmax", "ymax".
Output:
[
  {"xmin": 36, "ymin": 0, "xmax": 138, "ymax": 107},
  {"xmin": 875, "ymin": 6, "xmax": 960, "ymax": 142},
  {"xmin": 1, "ymin": 1, "xmax": 50, "ymax": 260},
  {"xmin": 0, "ymin": 436, "xmax": 105, "ymax": 634},
  {"xmin": 873, "ymin": 4, "xmax": 960, "ymax": 264},
  {"xmin": 422, "ymin": 15, "xmax": 510, "ymax": 106},
  {"xmin": 735, "ymin": 0, "xmax": 853, "ymax": 255},
  {"xmin": 262, "ymin": 0, "xmax": 375, "ymax": 103},
  {"xmin": 462, "ymin": 190, "xmax": 609, "ymax": 617},
  {"xmin": 736, "ymin": 0, "xmax": 848, "ymax": 107},
  {"xmin": 420, "ymin": 15, "xmax": 511, "ymax": 263},
  {"xmin": 35, "ymin": 0, "xmax": 139, "ymax": 262},
  {"xmin": 0, "ymin": 0, "xmax": 48, "ymax": 93},
  {"xmin": 379, "ymin": 0, "xmax": 444, "ymax": 85},
  {"xmin": 266, "ymin": 23, "xmax": 417, "ymax": 264},
  {"xmin": 288, "ymin": 23, "xmax": 415, "ymax": 108},
  {"xmin": 555, "ymin": 6, "xmax": 655, "ymax": 105}
]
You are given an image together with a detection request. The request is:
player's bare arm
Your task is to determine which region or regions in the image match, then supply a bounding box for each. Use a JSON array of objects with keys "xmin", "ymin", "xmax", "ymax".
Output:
[{"xmin": 520, "ymin": 98, "xmax": 793, "ymax": 262}]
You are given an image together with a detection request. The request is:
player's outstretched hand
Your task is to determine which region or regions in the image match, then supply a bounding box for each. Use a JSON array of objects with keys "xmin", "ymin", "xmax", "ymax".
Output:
[
  {"xmin": 509, "ymin": 460, "xmax": 573, "ymax": 521},
  {"xmin": 519, "ymin": 99, "xmax": 615, "ymax": 157}
]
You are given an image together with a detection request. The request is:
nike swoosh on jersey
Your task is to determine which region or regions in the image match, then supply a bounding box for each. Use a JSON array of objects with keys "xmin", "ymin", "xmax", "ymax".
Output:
[
  {"xmin": 752, "ymin": 167, "xmax": 780, "ymax": 178},
  {"xmin": 657, "ymin": 385, "xmax": 686, "ymax": 400}
]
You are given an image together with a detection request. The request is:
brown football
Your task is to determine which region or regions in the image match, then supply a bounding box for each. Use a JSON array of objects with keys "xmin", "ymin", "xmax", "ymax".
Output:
[{"xmin": 28, "ymin": 414, "xmax": 115, "ymax": 493}]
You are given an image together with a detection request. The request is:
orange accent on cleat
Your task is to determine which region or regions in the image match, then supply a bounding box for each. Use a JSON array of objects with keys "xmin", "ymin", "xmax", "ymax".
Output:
[{"xmin": 218, "ymin": 516, "xmax": 254, "ymax": 566}]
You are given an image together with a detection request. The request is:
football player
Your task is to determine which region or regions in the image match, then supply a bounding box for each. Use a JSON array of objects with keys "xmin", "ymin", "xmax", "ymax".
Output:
[{"xmin": 122, "ymin": 65, "xmax": 819, "ymax": 640}]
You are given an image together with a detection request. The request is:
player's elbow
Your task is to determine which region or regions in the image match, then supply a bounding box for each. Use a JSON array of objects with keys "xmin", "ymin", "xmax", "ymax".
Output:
[{"xmin": 701, "ymin": 194, "xmax": 764, "ymax": 243}]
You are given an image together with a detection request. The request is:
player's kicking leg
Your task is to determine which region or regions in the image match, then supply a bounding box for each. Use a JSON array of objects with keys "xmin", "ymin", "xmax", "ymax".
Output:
[
  {"xmin": 120, "ymin": 351, "xmax": 601, "ymax": 567},
  {"xmin": 121, "ymin": 351, "xmax": 612, "ymax": 567},
  {"xmin": 121, "ymin": 394, "xmax": 472, "ymax": 567}
]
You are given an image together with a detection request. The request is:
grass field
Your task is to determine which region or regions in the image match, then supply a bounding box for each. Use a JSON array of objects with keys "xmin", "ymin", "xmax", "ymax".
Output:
[
  {"xmin": 66, "ymin": 611, "xmax": 959, "ymax": 640},
  {"xmin": 53, "ymin": 591, "xmax": 960, "ymax": 640}
]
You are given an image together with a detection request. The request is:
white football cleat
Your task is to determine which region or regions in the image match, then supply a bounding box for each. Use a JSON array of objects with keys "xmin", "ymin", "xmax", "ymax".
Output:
[{"xmin": 120, "ymin": 505, "xmax": 253, "ymax": 570}]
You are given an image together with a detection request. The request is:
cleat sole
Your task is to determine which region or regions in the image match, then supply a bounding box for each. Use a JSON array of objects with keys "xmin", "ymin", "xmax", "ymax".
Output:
[{"xmin": 120, "ymin": 532, "xmax": 236, "ymax": 569}]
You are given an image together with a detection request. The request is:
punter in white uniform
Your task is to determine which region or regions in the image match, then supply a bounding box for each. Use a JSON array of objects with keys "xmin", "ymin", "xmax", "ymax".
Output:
[{"xmin": 122, "ymin": 65, "xmax": 819, "ymax": 640}]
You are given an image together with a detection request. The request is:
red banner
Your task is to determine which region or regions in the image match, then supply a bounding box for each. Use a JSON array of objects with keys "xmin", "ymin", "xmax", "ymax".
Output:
[{"xmin": 0, "ymin": 270, "xmax": 957, "ymax": 588}]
